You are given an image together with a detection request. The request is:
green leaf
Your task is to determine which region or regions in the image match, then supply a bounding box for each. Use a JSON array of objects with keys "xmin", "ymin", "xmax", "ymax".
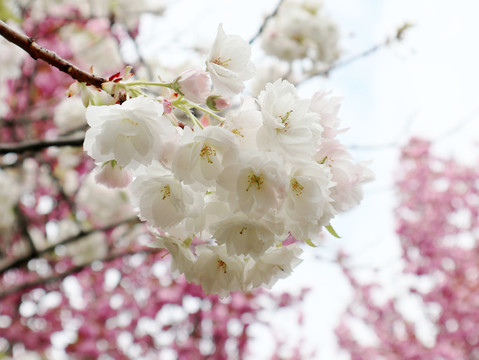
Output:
[
  {"xmin": 304, "ymin": 238, "xmax": 317, "ymax": 247},
  {"xmin": 325, "ymin": 224, "xmax": 341, "ymax": 238}
]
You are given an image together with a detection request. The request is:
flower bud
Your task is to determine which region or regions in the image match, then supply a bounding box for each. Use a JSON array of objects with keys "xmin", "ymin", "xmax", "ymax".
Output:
[
  {"xmin": 162, "ymin": 98, "xmax": 173, "ymax": 114},
  {"xmin": 175, "ymin": 69, "xmax": 211, "ymax": 104},
  {"xmin": 206, "ymin": 95, "xmax": 231, "ymax": 111},
  {"xmin": 94, "ymin": 161, "xmax": 132, "ymax": 188}
]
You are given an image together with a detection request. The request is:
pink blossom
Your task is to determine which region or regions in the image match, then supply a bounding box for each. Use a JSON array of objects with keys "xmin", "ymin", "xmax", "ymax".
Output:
[
  {"xmin": 94, "ymin": 161, "xmax": 132, "ymax": 188},
  {"xmin": 175, "ymin": 69, "xmax": 211, "ymax": 104},
  {"xmin": 206, "ymin": 95, "xmax": 231, "ymax": 111}
]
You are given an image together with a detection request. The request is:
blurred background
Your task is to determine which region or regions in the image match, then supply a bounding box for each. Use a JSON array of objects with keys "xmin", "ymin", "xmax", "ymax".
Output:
[{"xmin": 0, "ymin": 0, "xmax": 478, "ymax": 359}]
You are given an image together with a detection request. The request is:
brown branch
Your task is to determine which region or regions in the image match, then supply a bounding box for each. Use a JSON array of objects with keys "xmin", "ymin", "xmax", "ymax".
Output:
[
  {"xmin": 249, "ymin": 0, "xmax": 285, "ymax": 45},
  {"xmin": 0, "ymin": 20, "xmax": 106, "ymax": 88},
  {"xmin": 0, "ymin": 217, "xmax": 140, "ymax": 276},
  {"xmin": 0, "ymin": 247, "xmax": 161, "ymax": 300},
  {"xmin": 0, "ymin": 136, "xmax": 84, "ymax": 154}
]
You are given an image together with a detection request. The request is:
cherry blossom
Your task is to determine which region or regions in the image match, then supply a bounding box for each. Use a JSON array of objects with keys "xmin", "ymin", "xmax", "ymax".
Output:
[
  {"xmin": 84, "ymin": 96, "xmax": 175, "ymax": 168},
  {"xmin": 206, "ymin": 24, "xmax": 255, "ymax": 95}
]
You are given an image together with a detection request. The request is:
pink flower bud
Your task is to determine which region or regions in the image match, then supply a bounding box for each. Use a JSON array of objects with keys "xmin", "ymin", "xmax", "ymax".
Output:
[
  {"xmin": 94, "ymin": 161, "xmax": 132, "ymax": 188},
  {"xmin": 162, "ymin": 98, "xmax": 173, "ymax": 114},
  {"xmin": 175, "ymin": 69, "xmax": 211, "ymax": 104},
  {"xmin": 206, "ymin": 95, "xmax": 231, "ymax": 111}
]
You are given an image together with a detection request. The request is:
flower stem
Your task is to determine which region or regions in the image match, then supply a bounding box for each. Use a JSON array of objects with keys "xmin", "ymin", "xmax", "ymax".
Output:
[
  {"xmin": 126, "ymin": 81, "xmax": 172, "ymax": 88},
  {"xmin": 189, "ymin": 103, "xmax": 225, "ymax": 123}
]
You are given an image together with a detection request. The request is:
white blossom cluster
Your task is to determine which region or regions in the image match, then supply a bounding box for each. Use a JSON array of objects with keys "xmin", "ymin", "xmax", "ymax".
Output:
[
  {"xmin": 261, "ymin": 0, "xmax": 341, "ymax": 64},
  {"xmin": 82, "ymin": 25, "xmax": 372, "ymax": 297}
]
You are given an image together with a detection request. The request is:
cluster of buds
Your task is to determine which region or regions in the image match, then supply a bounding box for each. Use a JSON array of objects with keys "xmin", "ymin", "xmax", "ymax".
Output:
[{"xmin": 81, "ymin": 24, "xmax": 372, "ymax": 297}]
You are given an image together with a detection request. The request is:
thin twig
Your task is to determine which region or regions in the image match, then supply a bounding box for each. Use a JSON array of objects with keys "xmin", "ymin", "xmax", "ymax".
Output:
[
  {"xmin": 0, "ymin": 20, "xmax": 106, "ymax": 88},
  {"xmin": 249, "ymin": 0, "xmax": 285, "ymax": 45},
  {"xmin": 0, "ymin": 217, "xmax": 140, "ymax": 276},
  {"xmin": 317, "ymin": 23, "xmax": 414, "ymax": 77},
  {"xmin": 0, "ymin": 136, "xmax": 84, "ymax": 154},
  {"xmin": 0, "ymin": 247, "xmax": 161, "ymax": 300}
]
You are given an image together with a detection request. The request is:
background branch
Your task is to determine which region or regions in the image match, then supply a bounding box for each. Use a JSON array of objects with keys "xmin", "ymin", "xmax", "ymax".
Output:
[
  {"xmin": 318, "ymin": 23, "xmax": 413, "ymax": 77},
  {"xmin": 0, "ymin": 136, "xmax": 84, "ymax": 154},
  {"xmin": 249, "ymin": 0, "xmax": 285, "ymax": 44},
  {"xmin": 0, "ymin": 217, "xmax": 140, "ymax": 276},
  {"xmin": 0, "ymin": 247, "xmax": 161, "ymax": 300}
]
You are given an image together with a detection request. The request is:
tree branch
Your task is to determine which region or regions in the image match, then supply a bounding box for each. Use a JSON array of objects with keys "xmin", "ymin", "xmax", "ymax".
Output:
[
  {"xmin": 0, "ymin": 20, "xmax": 106, "ymax": 88},
  {"xmin": 249, "ymin": 0, "xmax": 285, "ymax": 45},
  {"xmin": 318, "ymin": 23, "xmax": 414, "ymax": 77},
  {"xmin": 0, "ymin": 217, "xmax": 140, "ymax": 276},
  {"xmin": 0, "ymin": 247, "xmax": 161, "ymax": 300},
  {"xmin": 0, "ymin": 136, "xmax": 84, "ymax": 154}
]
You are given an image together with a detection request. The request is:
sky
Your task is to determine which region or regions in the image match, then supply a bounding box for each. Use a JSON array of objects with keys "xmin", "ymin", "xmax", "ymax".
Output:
[{"xmin": 138, "ymin": 0, "xmax": 479, "ymax": 358}]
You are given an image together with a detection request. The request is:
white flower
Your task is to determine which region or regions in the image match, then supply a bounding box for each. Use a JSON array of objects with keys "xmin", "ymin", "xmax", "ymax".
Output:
[
  {"xmin": 153, "ymin": 235, "xmax": 196, "ymax": 279},
  {"xmin": 211, "ymin": 213, "xmax": 285, "ymax": 258},
  {"xmin": 84, "ymin": 96, "xmax": 175, "ymax": 168},
  {"xmin": 288, "ymin": 220, "xmax": 325, "ymax": 245},
  {"xmin": 316, "ymin": 139, "xmax": 374, "ymax": 212},
  {"xmin": 191, "ymin": 244, "xmax": 245, "ymax": 297},
  {"xmin": 257, "ymin": 79, "xmax": 322, "ymax": 157},
  {"xmin": 217, "ymin": 152, "xmax": 288, "ymax": 216},
  {"xmin": 244, "ymin": 243, "xmax": 303, "ymax": 289},
  {"xmin": 94, "ymin": 160, "xmax": 132, "ymax": 188},
  {"xmin": 206, "ymin": 24, "xmax": 255, "ymax": 95},
  {"xmin": 129, "ymin": 165, "xmax": 204, "ymax": 231},
  {"xmin": 261, "ymin": 0, "xmax": 340, "ymax": 64},
  {"xmin": 282, "ymin": 160, "xmax": 336, "ymax": 242},
  {"xmin": 309, "ymin": 90, "xmax": 343, "ymax": 139},
  {"xmin": 223, "ymin": 97, "xmax": 262, "ymax": 149},
  {"xmin": 283, "ymin": 161, "xmax": 335, "ymax": 223},
  {"xmin": 54, "ymin": 96, "xmax": 87, "ymax": 133},
  {"xmin": 173, "ymin": 126, "xmax": 238, "ymax": 187}
]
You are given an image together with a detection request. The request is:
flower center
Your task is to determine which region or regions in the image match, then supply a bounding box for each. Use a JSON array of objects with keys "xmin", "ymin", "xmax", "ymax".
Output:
[
  {"xmin": 279, "ymin": 110, "xmax": 293, "ymax": 132},
  {"xmin": 290, "ymin": 178, "xmax": 304, "ymax": 196},
  {"xmin": 160, "ymin": 184, "xmax": 171, "ymax": 200},
  {"xmin": 122, "ymin": 118, "xmax": 139, "ymax": 126},
  {"xmin": 280, "ymin": 110, "xmax": 293, "ymax": 124},
  {"xmin": 217, "ymin": 258, "xmax": 227, "ymax": 274},
  {"xmin": 246, "ymin": 172, "xmax": 265, "ymax": 191},
  {"xmin": 200, "ymin": 143, "xmax": 217, "ymax": 164},
  {"xmin": 212, "ymin": 56, "xmax": 232, "ymax": 67},
  {"xmin": 232, "ymin": 128, "xmax": 244, "ymax": 137}
]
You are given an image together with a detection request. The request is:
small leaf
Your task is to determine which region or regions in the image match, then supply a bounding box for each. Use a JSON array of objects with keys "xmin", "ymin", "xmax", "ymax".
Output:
[
  {"xmin": 325, "ymin": 224, "xmax": 341, "ymax": 238},
  {"xmin": 304, "ymin": 238, "xmax": 317, "ymax": 247}
]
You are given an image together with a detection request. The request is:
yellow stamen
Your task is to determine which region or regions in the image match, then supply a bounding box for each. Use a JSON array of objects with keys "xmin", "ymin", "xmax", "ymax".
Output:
[
  {"xmin": 232, "ymin": 129, "xmax": 244, "ymax": 137},
  {"xmin": 212, "ymin": 57, "xmax": 232, "ymax": 67},
  {"xmin": 160, "ymin": 184, "xmax": 171, "ymax": 200},
  {"xmin": 200, "ymin": 143, "xmax": 217, "ymax": 164},
  {"xmin": 290, "ymin": 178, "xmax": 304, "ymax": 196},
  {"xmin": 246, "ymin": 172, "xmax": 264, "ymax": 191}
]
